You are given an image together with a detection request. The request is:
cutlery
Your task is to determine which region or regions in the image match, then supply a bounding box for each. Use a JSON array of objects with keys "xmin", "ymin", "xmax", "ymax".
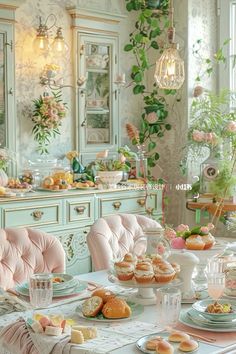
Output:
[{"xmin": 166, "ymin": 326, "xmax": 216, "ymax": 343}]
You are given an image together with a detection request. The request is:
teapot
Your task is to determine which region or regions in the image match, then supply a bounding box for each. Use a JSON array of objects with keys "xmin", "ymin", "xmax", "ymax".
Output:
[{"xmin": 134, "ymin": 227, "xmax": 171, "ymax": 258}]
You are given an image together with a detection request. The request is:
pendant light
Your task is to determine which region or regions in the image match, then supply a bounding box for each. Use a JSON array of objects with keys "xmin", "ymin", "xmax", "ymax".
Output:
[
  {"xmin": 33, "ymin": 17, "xmax": 49, "ymax": 53},
  {"xmin": 51, "ymin": 27, "xmax": 68, "ymax": 55},
  {"xmin": 154, "ymin": 0, "xmax": 185, "ymax": 90}
]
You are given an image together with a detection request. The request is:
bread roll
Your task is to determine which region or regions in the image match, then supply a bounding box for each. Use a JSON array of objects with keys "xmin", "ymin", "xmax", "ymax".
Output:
[
  {"xmin": 82, "ymin": 296, "xmax": 103, "ymax": 317},
  {"xmin": 70, "ymin": 329, "xmax": 84, "ymax": 344},
  {"xmin": 168, "ymin": 331, "xmax": 190, "ymax": 342},
  {"xmin": 102, "ymin": 298, "xmax": 131, "ymax": 319},
  {"xmin": 72, "ymin": 325, "xmax": 97, "ymax": 340},
  {"xmin": 92, "ymin": 288, "xmax": 115, "ymax": 303},
  {"xmin": 156, "ymin": 340, "xmax": 174, "ymax": 354},
  {"xmin": 146, "ymin": 337, "xmax": 162, "ymax": 350},
  {"xmin": 178, "ymin": 339, "xmax": 198, "ymax": 352}
]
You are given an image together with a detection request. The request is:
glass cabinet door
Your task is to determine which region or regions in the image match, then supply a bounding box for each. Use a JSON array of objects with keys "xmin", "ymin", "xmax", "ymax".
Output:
[
  {"xmin": 77, "ymin": 34, "xmax": 118, "ymax": 159},
  {"xmin": 0, "ymin": 23, "xmax": 14, "ymax": 152}
]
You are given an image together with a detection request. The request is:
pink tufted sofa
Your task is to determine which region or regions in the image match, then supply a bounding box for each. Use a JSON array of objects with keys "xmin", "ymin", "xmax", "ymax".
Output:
[
  {"xmin": 87, "ymin": 213, "xmax": 161, "ymax": 270},
  {"xmin": 0, "ymin": 228, "xmax": 65, "ymax": 290}
]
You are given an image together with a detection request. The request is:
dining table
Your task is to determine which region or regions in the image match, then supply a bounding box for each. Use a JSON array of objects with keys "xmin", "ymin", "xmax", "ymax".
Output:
[{"xmin": 0, "ymin": 270, "xmax": 236, "ymax": 354}]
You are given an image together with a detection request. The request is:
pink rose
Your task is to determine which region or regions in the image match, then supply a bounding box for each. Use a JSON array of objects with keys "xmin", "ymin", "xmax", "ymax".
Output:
[
  {"xmin": 193, "ymin": 85, "xmax": 204, "ymax": 97},
  {"xmin": 227, "ymin": 121, "xmax": 236, "ymax": 133},
  {"xmin": 204, "ymin": 132, "xmax": 218, "ymax": 145},
  {"xmin": 192, "ymin": 130, "xmax": 205, "ymax": 142},
  {"xmin": 146, "ymin": 112, "xmax": 157, "ymax": 124},
  {"xmin": 156, "ymin": 242, "xmax": 165, "ymax": 255},
  {"xmin": 176, "ymin": 224, "xmax": 189, "ymax": 233},
  {"xmin": 200, "ymin": 226, "xmax": 209, "ymax": 233},
  {"xmin": 171, "ymin": 237, "xmax": 186, "ymax": 249},
  {"xmin": 164, "ymin": 228, "xmax": 177, "ymax": 240},
  {"xmin": 207, "ymin": 223, "xmax": 214, "ymax": 230}
]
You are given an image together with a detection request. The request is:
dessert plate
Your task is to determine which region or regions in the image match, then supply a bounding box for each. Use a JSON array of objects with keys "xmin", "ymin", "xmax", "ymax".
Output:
[
  {"xmin": 136, "ymin": 332, "xmax": 199, "ymax": 354},
  {"xmin": 179, "ymin": 309, "xmax": 236, "ymax": 332},
  {"xmin": 192, "ymin": 299, "xmax": 236, "ymax": 322},
  {"xmin": 76, "ymin": 301, "xmax": 144, "ymax": 322},
  {"xmin": 187, "ymin": 309, "xmax": 236, "ymax": 328}
]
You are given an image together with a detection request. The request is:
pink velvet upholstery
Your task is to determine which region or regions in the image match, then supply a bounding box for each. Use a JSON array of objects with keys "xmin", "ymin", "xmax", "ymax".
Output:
[
  {"xmin": 0, "ymin": 228, "xmax": 65, "ymax": 290},
  {"xmin": 87, "ymin": 213, "xmax": 161, "ymax": 270}
]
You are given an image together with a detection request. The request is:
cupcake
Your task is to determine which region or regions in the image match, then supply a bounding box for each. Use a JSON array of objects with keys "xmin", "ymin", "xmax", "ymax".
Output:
[
  {"xmin": 171, "ymin": 262, "xmax": 181, "ymax": 278},
  {"xmin": 201, "ymin": 233, "xmax": 215, "ymax": 249},
  {"xmin": 152, "ymin": 255, "xmax": 165, "ymax": 268},
  {"xmin": 114, "ymin": 261, "xmax": 134, "ymax": 281},
  {"xmin": 185, "ymin": 235, "xmax": 205, "ymax": 250},
  {"xmin": 134, "ymin": 262, "xmax": 154, "ymax": 283},
  {"xmin": 154, "ymin": 262, "xmax": 175, "ymax": 283},
  {"xmin": 123, "ymin": 253, "xmax": 137, "ymax": 265}
]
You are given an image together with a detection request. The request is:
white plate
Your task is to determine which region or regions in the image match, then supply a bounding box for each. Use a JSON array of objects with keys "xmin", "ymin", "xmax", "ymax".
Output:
[
  {"xmin": 179, "ymin": 309, "xmax": 236, "ymax": 332},
  {"xmin": 108, "ymin": 273, "xmax": 182, "ymax": 289},
  {"xmin": 136, "ymin": 332, "xmax": 199, "ymax": 354},
  {"xmin": 76, "ymin": 301, "xmax": 144, "ymax": 322},
  {"xmin": 192, "ymin": 299, "xmax": 236, "ymax": 322}
]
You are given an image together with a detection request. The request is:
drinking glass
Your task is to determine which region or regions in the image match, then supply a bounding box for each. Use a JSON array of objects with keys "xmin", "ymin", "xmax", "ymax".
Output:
[
  {"xmin": 206, "ymin": 272, "xmax": 225, "ymax": 301},
  {"xmin": 29, "ymin": 273, "xmax": 53, "ymax": 308},
  {"xmin": 156, "ymin": 287, "xmax": 181, "ymax": 328}
]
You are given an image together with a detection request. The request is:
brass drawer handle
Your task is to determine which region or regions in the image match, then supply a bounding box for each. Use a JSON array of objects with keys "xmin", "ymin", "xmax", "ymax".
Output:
[
  {"xmin": 137, "ymin": 198, "xmax": 145, "ymax": 207},
  {"xmin": 74, "ymin": 206, "xmax": 86, "ymax": 214},
  {"xmin": 113, "ymin": 201, "xmax": 121, "ymax": 210},
  {"xmin": 31, "ymin": 210, "xmax": 44, "ymax": 221}
]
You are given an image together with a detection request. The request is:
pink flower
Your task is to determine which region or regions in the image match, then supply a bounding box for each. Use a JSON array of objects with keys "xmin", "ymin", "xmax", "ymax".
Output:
[
  {"xmin": 119, "ymin": 154, "xmax": 126, "ymax": 163},
  {"xmin": 207, "ymin": 223, "xmax": 214, "ymax": 230},
  {"xmin": 200, "ymin": 226, "xmax": 209, "ymax": 233},
  {"xmin": 192, "ymin": 130, "xmax": 205, "ymax": 142},
  {"xmin": 146, "ymin": 112, "xmax": 157, "ymax": 124},
  {"xmin": 164, "ymin": 228, "xmax": 177, "ymax": 240},
  {"xmin": 171, "ymin": 237, "xmax": 186, "ymax": 249},
  {"xmin": 176, "ymin": 224, "xmax": 189, "ymax": 232},
  {"xmin": 227, "ymin": 121, "xmax": 236, "ymax": 133},
  {"xmin": 156, "ymin": 242, "xmax": 165, "ymax": 255},
  {"xmin": 193, "ymin": 85, "xmax": 204, "ymax": 97},
  {"xmin": 204, "ymin": 132, "xmax": 218, "ymax": 145}
]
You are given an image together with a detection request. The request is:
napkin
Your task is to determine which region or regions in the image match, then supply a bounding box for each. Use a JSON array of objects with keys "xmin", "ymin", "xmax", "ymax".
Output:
[{"xmin": 0, "ymin": 318, "xmax": 71, "ymax": 354}]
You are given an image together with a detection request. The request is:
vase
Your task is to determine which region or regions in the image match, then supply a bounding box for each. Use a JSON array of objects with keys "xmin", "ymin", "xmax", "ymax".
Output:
[
  {"xmin": 136, "ymin": 145, "xmax": 148, "ymax": 179},
  {"xmin": 97, "ymin": 171, "xmax": 123, "ymax": 188},
  {"xmin": 0, "ymin": 169, "xmax": 8, "ymax": 187}
]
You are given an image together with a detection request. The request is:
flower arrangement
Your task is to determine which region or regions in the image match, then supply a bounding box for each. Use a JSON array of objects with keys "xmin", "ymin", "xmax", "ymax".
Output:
[
  {"xmin": 94, "ymin": 159, "xmax": 130, "ymax": 172},
  {"xmin": 32, "ymin": 90, "xmax": 67, "ymax": 155},
  {"xmin": 164, "ymin": 223, "xmax": 215, "ymax": 250},
  {"xmin": 0, "ymin": 148, "xmax": 15, "ymax": 171}
]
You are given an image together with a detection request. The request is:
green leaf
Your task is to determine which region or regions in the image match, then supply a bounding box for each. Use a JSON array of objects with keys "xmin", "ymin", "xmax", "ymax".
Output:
[
  {"xmin": 132, "ymin": 65, "xmax": 140, "ymax": 74},
  {"xmin": 151, "ymin": 40, "xmax": 159, "ymax": 49},
  {"xmin": 165, "ymin": 124, "xmax": 171, "ymax": 130},
  {"xmin": 150, "ymin": 28, "xmax": 161, "ymax": 38},
  {"xmin": 124, "ymin": 44, "xmax": 133, "ymax": 52},
  {"xmin": 126, "ymin": 2, "xmax": 134, "ymax": 11},
  {"xmin": 133, "ymin": 72, "xmax": 143, "ymax": 82},
  {"xmin": 133, "ymin": 85, "xmax": 145, "ymax": 94},
  {"xmin": 154, "ymin": 152, "xmax": 160, "ymax": 160},
  {"xmin": 135, "ymin": 33, "xmax": 144, "ymax": 43},
  {"xmin": 148, "ymin": 141, "xmax": 156, "ymax": 152}
]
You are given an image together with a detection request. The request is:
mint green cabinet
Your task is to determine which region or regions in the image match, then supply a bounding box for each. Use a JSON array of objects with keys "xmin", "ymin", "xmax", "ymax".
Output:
[{"xmin": 0, "ymin": 189, "xmax": 162, "ymax": 275}]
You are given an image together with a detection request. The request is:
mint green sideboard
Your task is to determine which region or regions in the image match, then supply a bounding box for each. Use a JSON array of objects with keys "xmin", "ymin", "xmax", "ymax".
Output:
[{"xmin": 0, "ymin": 188, "xmax": 162, "ymax": 275}]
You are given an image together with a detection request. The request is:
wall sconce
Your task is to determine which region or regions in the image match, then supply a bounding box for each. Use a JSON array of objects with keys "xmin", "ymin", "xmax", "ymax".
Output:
[
  {"xmin": 33, "ymin": 14, "xmax": 68, "ymax": 55},
  {"xmin": 39, "ymin": 64, "xmax": 71, "ymax": 90}
]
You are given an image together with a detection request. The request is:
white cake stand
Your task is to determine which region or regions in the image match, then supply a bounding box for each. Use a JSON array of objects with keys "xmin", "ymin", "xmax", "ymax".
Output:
[{"xmin": 108, "ymin": 274, "xmax": 182, "ymax": 305}]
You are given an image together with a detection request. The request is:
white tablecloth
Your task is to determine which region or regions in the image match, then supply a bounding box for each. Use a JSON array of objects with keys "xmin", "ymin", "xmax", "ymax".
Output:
[{"xmin": 0, "ymin": 270, "xmax": 235, "ymax": 354}]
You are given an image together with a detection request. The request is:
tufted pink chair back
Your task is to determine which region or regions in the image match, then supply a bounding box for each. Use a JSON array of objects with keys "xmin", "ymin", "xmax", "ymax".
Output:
[
  {"xmin": 87, "ymin": 213, "xmax": 161, "ymax": 270},
  {"xmin": 0, "ymin": 228, "xmax": 65, "ymax": 290}
]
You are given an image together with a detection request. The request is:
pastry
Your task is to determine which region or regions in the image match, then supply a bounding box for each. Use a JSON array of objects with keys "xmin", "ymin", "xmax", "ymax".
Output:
[
  {"xmin": 43, "ymin": 176, "xmax": 54, "ymax": 187},
  {"xmin": 134, "ymin": 261, "xmax": 154, "ymax": 283},
  {"xmin": 156, "ymin": 340, "xmax": 174, "ymax": 354},
  {"xmin": 82, "ymin": 296, "xmax": 103, "ymax": 317},
  {"xmin": 168, "ymin": 331, "xmax": 190, "ymax": 342},
  {"xmin": 45, "ymin": 326, "xmax": 63, "ymax": 336},
  {"xmin": 92, "ymin": 288, "xmax": 116, "ymax": 303},
  {"xmin": 70, "ymin": 329, "xmax": 85, "ymax": 344},
  {"xmin": 31, "ymin": 321, "xmax": 44, "ymax": 333},
  {"xmin": 102, "ymin": 298, "xmax": 131, "ymax": 319},
  {"xmin": 171, "ymin": 262, "xmax": 181, "ymax": 278},
  {"xmin": 185, "ymin": 235, "xmax": 205, "ymax": 250},
  {"xmin": 146, "ymin": 337, "xmax": 162, "ymax": 350},
  {"xmin": 114, "ymin": 261, "xmax": 134, "ymax": 281},
  {"xmin": 201, "ymin": 233, "xmax": 215, "ymax": 249},
  {"xmin": 178, "ymin": 339, "xmax": 198, "ymax": 352},
  {"xmin": 123, "ymin": 252, "xmax": 137, "ymax": 265},
  {"xmin": 72, "ymin": 325, "xmax": 97, "ymax": 340},
  {"xmin": 154, "ymin": 262, "xmax": 175, "ymax": 283}
]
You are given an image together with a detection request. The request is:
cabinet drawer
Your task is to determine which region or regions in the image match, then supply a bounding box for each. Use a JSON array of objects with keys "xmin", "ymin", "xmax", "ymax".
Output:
[
  {"xmin": 3, "ymin": 203, "xmax": 61, "ymax": 228},
  {"xmin": 67, "ymin": 198, "xmax": 94, "ymax": 224},
  {"xmin": 99, "ymin": 193, "xmax": 158, "ymax": 217}
]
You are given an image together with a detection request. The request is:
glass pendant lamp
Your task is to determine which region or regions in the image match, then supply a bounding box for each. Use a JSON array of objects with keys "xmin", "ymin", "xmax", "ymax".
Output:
[
  {"xmin": 33, "ymin": 17, "xmax": 49, "ymax": 53},
  {"xmin": 51, "ymin": 28, "xmax": 68, "ymax": 55},
  {"xmin": 154, "ymin": 0, "xmax": 185, "ymax": 90}
]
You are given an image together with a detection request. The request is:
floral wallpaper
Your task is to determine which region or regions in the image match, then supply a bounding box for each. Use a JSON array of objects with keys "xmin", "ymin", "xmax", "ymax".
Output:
[{"xmin": 15, "ymin": 0, "xmax": 141, "ymax": 168}]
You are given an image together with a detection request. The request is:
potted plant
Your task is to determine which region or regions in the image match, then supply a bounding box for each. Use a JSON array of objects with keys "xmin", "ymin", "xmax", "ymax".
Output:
[{"xmin": 94, "ymin": 159, "xmax": 130, "ymax": 188}]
